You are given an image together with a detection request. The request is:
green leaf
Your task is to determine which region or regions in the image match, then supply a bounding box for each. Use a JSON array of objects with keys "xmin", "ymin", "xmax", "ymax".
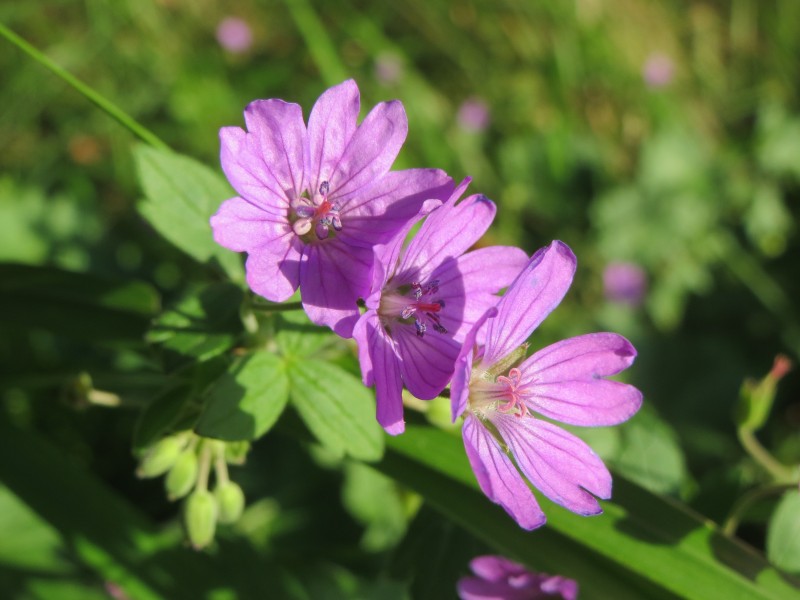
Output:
[
  {"xmin": 148, "ymin": 282, "xmax": 244, "ymax": 368},
  {"xmin": 134, "ymin": 145, "xmax": 244, "ymax": 282},
  {"xmin": 378, "ymin": 425, "xmax": 800, "ymax": 600},
  {"xmin": 388, "ymin": 505, "xmax": 484, "ymax": 600},
  {"xmin": 287, "ymin": 360, "xmax": 384, "ymax": 461},
  {"xmin": 342, "ymin": 463, "xmax": 409, "ymax": 551},
  {"xmin": 196, "ymin": 352, "xmax": 289, "ymax": 441},
  {"xmin": 583, "ymin": 404, "xmax": 690, "ymax": 496},
  {"xmin": 0, "ymin": 263, "xmax": 159, "ymax": 343},
  {"xmin": 133, "ymin": 383, "xmax": 194, "ymax": 451},
  {"xmin": 0, "ymin": 485, "xmax": 73, "ymax": 574},
  {"xmin": 767, "ymin": 490, "xmax": 800, "ymax": 575},
  {"xmin": 275, "ymin": 311, "xmax": 337, "ymax": 359}
]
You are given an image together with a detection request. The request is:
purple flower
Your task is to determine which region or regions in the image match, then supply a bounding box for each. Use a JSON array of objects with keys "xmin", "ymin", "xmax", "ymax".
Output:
[
  {"xmin": 458, "ymin": 555, "xmax": 579, "ymax": 600},
  {"xmin": 354, "ymin": 179, "xmax": 527, "ymax": 435},
  {"xmin": 457, "ymin": 97, "xmax": 491, "ymax": 133},
  {"xmin": 603, "ymin": 261, "xmax": 647, "ymax": 306},
  {"xmin": 216, "ymin": 17, "xmax": 253, "ymax": 54},
  {"xmin": 643, "ymin": 53, "xmax": 674, "ymax": 88},
  {"xmin": 451, "ymin": 241, "xmax": 643, "ymax": 529},
  {"xmin": 210, "ymin": 80, "xmax": 454, "ymax": 337},
  {"xmin": 374, "ymin": 52, "xmax": 404, "ymax": 85}
]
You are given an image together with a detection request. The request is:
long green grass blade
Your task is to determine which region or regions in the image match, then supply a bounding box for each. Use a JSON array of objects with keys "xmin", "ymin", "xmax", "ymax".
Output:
[
  {"xmin": 0, "ymin": 21, "xmax": 167, "ymax": 149},
  {"xmin": 380, "ymin": 424, "xmax": 800, "ymax": 600}
]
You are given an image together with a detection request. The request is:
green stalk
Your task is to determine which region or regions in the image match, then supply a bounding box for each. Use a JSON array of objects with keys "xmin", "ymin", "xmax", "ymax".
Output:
[
  {"xmin": 0, "ymin": 21, "xmax": 167, "ymax": 149},
  {"xmin": 282, "ymin": 0, "xmax": 349, "ymax": 86}
]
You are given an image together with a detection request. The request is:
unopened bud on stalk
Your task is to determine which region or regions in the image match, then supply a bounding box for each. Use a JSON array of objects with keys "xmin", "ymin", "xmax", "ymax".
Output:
[
  {"xmin": 184, "ymin": 490, "xmax": 218, "ymax": 550},
  {"xmin": 215, "ymin": 481, "xmax": 245, "ymax": 524},
  {"xmin": 137, "ymin": 435, "xmax": 185, "ymax": 478},
  {"xmin": 737, "ymin": 355, "xmax": 793, "ymax": 432},
  {"xmin": 165, "ymin": 449, "xmax": 199, "ymax": 501}
]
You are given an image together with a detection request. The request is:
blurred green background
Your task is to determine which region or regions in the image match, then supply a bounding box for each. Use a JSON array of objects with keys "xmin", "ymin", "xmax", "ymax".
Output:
[{"xmin": 2, "ymin": 0, "xmax": 800, "ymax": 597}]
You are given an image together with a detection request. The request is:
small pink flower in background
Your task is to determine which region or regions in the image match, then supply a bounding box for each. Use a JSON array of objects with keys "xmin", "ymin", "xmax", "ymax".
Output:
[
  {"xmin": 458, "ymin": 555, "xmax": 579, "ymax": 600},
  {"xmin": 374, "ymin": 53, "xmax": 404, "ymax": 85},
  {"xmin": 643, "ymin": 53, "xmax": 674, "ymax": 88},
  {"xmin": 216, "ymin": 17, "xmax": 253, "ymax": 53},
  {"xmin": 603, "ymin": 261, "xmax": 647, "ymax": 306},
  {"xmin": 457, "ymin": 97, "xmax": 491, "ymax": 133},
  {"xmin": 451, "ymin": 241, "xmax": 643, "ymax": 529}
]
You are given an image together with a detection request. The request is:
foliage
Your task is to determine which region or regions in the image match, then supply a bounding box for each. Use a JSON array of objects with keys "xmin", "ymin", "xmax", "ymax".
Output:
[{"xmin": 2, "ymin": 1, "xmax": 800, "ymax": 598}]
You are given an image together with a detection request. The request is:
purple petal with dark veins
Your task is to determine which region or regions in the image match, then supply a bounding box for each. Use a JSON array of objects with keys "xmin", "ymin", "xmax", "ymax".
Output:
[
  {"xmin": 299, "ymin": 240, "xmax": 373, "ymax": 338},
  {"xmin": 517, "ymin": 333, "xmax": 643, "ymax": 426},
  {"xmin": 482, "ymin": 241, "xmax": 576, "ymax": 367},
  {"xmin": 492, "ymin": 414, "xmax": 612, "ymax": 515},
  {"xmin": 307, "ymin": 80, "xmax": 360, "ymax": 196},
  {"xmin": 462, "ymin": 416, "xmax": 546, "ymax": 530}
]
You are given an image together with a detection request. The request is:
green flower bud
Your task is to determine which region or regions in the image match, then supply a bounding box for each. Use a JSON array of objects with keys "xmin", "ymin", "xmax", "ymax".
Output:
[
  {"xmin": 137, "ymin": 436, "xmax": 185, "ymax": 479},
  {"xmin": 215, "ymin": 481, "xmax": 245, "ymax": 524},
  {"xmin": 165, "ymin": 449, "xmax": 199, "ymax": 501},
  {"xmin": 224, "ymin": 441, "xmax": 250, "ymax": 465},
  {"xmin": 184, "ymin": 490, "xmax": 218, "ymax": 550}
]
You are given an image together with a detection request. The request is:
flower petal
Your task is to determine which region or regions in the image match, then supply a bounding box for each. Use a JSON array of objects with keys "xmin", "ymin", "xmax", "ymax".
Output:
[
  {"xmin": 210, "ymin": 196, "xmax": 286, "ymax": 253},
  {"xmin": 518, "ymin": 333, "xmax": 643, "ymax": 426},
  {"xmin": 242, "ymin": 226, "xmax": 303, "ymax": 302},
  {"xmin": 220, "ymin": 100, "xmax": 306, "ymax": 214},
  {"xmin": 451, "ymin": 308, "xmax": 497, "ymax": 421},
  {"xmin": 457, "ymin": 577, "xmax": 533, "ymax": 600},
  {"xmin": 398, "ymin": 183, "xmax": 497, "ymax": 282},
  {"xmin": 393, "ymin": 323, "xmax": 460, "ymax": 400},
  {"xmin": 330, "ymin": 99, "xmax": 408, "ymax": 200},
  {"xmin": 339, "ymin": 168, "xmax": 453, "ymax": 249},
  {"xmin": 483, "ymin": 240, "xmax": 576, "ymax": 366},
  {"xmin": 493, "ymin": 415, "xmax": 611, "ymax": 515},
  {"xmin": 307, "ymin": 80, "xmax": 360, "ymax": 194},
  {"xmin": 442, "ymin": 245, "xmax": 529, "ymax": 341},
  {"xmin": 299, "ymin": 241, "xmax": 372, "ymax": 337},
  {"xmin": 242, "ymin": 99, "xmax": 307, "ymax": 200},
  {"xmin": 353, "ymin": 311, "xmax": 405, "ymax": 434},
  {"xmin": 462, "ymin": 415, "xmax": 546, "ymax": 530},
  {"xmin": 469, "ymin": 555, "xmax": 528, "ymax": 582}
]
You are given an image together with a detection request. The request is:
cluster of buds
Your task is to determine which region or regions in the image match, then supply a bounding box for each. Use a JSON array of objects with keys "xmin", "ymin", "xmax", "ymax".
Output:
[{"xmin": 136, "ymin": 433, "xmax": 248, "ymax": 549}]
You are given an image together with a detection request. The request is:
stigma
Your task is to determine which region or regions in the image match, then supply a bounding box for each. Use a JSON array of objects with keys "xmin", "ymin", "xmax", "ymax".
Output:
[
  {"xmin": 292, "ymin": 181, "xmax": 342, "ymax": 240},
  {"xmin": 379, "ymin": 279, "xmax": 448, "ymax": 338}
]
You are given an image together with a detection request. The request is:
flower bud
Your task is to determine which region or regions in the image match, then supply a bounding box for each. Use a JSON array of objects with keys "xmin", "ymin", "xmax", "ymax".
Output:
[
  {"xmin": 737, "ymin": 355, "xmax": 793, "ymax": 432},
  {"xmin": 215, "ymin": 481, "xmax": 245, "ymax": 524},
  {"xmin": 165, "ymin": 449, "xmax": 198, "ymax": 501},
  {"xmin": 224, "ymin": 441, "xmax": 250, "ymax": 465},
  {"xmin": 136, "ymin": 436, "xmax": 184, "ymax": 479},
  {"xmin": 184, "ymin": 490, "xmax": 218, "ymax": 550}
]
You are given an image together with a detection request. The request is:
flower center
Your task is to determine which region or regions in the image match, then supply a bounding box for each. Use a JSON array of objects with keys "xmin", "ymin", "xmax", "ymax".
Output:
[
  {"xmin": 292, "ymin": 181, "xmax": 342, "ymax": 241},
  {"xmin": 378, "ymin": 279, "xmax": 447, "ymax": 338},
  {"xmin": 469, "ymin": 368, "xmax": 532, "ymax": 418}
]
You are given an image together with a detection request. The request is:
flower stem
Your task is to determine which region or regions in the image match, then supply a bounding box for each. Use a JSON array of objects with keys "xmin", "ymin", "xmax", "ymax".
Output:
[
  {"xmin": 738, "ymin": 427, "xmax": 796, "ymax": 482},
  {"xmin": 195, "ymin": 441, "xmax": 213, "ymax": 492},
  {"xmin": 0, "ymin": 22, "xmax": 168, "ymax": 150},
  {"xmin": 722, "ymin": 482, "xmax": 795, "ymax": 536}
]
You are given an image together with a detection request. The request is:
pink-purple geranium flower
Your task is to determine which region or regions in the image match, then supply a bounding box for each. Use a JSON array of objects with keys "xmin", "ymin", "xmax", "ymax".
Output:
[
  {"xmin": 210, "ymin": 80, "xmax": 454, "ymax": 337},
  {"xmin": 458, "ymin": 555, "xmax": 578, "ymax": 600},
  {"xmin": 451, "ymin": 241, "xmax": 643, "ymax": 529},
  {"xmin": 354, "ymin": 179, "xmax": 527, "ymax": 435}
]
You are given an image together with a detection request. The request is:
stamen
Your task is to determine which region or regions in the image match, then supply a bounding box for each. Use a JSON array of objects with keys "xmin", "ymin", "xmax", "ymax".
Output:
[{"xmin": 414, "ymin": 320, "xmax": 427, "ymax": 337}]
